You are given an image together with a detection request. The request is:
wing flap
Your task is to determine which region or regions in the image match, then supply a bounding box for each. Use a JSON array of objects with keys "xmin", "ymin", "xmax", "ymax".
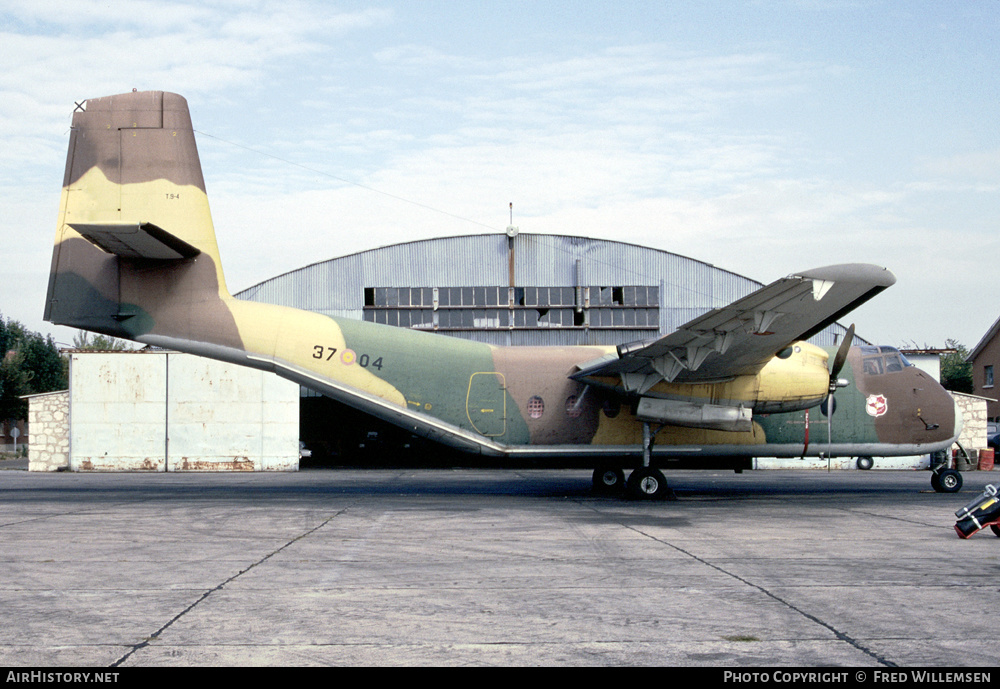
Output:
[{"xmin": 68, "ymin": 221, "xmax": 201, "ymax": 260}]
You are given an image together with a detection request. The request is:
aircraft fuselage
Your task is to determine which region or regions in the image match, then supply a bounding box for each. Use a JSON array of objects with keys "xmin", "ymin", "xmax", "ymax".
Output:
[{"xmin": 44, "ymin": 91, "xmax": 961, "ymax": 472}]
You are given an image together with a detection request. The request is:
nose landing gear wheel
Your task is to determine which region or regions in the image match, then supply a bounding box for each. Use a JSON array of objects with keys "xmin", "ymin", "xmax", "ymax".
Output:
[
  {"xmin": 627, "ymin": 467, "xmax": 670, "ymax": 500},
  {"xmin": 931, "ymin": 469, "xmax": 962, "ymax": 493}
]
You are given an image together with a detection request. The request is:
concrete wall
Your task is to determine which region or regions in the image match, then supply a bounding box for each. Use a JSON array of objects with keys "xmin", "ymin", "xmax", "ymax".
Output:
[{"xmin": 32, "ymin": 351, "xmax": 299, "ymax": 471}]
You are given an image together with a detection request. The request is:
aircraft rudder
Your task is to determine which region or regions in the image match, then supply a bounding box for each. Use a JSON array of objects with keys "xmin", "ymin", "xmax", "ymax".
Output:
[{"xmin": 47, "ymin": 91, "xmax": 231, "ymax": 336}]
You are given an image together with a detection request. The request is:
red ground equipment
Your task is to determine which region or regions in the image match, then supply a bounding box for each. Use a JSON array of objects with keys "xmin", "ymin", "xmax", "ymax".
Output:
[{"xmin": 954, "ymin": 484, "xmax": 1000, "ymax": 539}]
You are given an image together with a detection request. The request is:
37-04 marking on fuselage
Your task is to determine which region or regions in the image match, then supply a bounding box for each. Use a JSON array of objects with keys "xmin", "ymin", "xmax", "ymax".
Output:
[{"xmin": 312, "ymin": 345, "xmax": 384, "ymax": 370}]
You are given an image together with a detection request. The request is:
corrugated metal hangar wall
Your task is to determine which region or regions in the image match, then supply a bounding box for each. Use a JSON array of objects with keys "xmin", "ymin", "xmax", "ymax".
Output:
[{"xmin": 236, "ymin": 233, "xmax": 856, "ymax": 348}]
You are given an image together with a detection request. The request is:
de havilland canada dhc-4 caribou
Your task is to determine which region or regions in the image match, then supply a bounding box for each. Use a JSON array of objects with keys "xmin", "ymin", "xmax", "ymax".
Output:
[{"xmin": 44, "ymin": 91, "xmax": 963, "ymax": 497}]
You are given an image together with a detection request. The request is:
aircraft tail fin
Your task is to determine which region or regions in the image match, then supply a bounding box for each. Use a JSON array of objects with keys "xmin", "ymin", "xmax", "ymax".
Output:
[{"xmin": 45, "ymin": 91, "xmax": 237, "ymax": 344}]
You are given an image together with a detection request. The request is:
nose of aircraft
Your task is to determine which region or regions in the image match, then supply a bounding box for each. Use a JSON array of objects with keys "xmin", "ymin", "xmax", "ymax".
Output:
[
  {"xmin": 912, "ymin": 367, "xmax": 964, "ymax": 448},
  {"xmin": 912, "ymin": 367, "xmax": 963, "ymax": 444},
  {"xmin": 850, "ymin": 345, "xmax": 961, "ymax": 450}
]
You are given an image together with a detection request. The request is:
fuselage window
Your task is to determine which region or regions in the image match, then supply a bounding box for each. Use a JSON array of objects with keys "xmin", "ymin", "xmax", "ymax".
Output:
[
  {"xmin": 863, "ymin": 356, "xmax": 884, "ymax": 375},
  {"xmin": 527, "ymin": 396, "xmax": 545, "ymax": 419}
]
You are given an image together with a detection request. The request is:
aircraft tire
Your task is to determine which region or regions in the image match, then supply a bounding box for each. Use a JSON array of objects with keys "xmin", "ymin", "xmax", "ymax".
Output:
[
  {"xmin": 991, "ymin": 524, "xmax": 1000, "ymax": 538},
  {"xmin": 627, "ymin": 467, "xmax": 669, "ymax": 500},
  {"xmin": 856, "ymin": 456, "xmax": 874, "ymax": 470},
  {"xmin": 593, "ymin": 467, "xmax": 625, "ymax": 494},
  {"xmin": 932, "ymin": 469, "xmax": 962, "ymax": 494}
]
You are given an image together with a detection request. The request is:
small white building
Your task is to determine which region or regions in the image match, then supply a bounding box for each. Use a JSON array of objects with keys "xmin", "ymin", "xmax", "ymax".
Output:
[
  {"xmin": 899, "ymin": 348, "xmax": 946, "ymax": 383},
  {"xmin": 28, "ymin": 350, "xmax": 299, "ymax": 472}
]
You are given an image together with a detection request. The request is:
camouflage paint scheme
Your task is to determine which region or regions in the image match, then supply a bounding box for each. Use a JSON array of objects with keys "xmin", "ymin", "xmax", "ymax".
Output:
[{"xmin": 45, "ymin": 92, "xmax": 961, "ymax": 463}]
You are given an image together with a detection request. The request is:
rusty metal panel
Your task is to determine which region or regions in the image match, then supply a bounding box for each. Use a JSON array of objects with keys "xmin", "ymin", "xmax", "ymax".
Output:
[
  {"xmin": 166, "ymin": 353, "xmax": 299, "ymax": 471},
  {"xmin": 70, "ymin": 351, "xmax": 167, "ymax": 471},
  {"xmin": 68, "ymin": 351, "xmax": 299, "ymax": 471},
  {"xmin": 258, "ymin": 369, "xmax": 302, "ymax": 471}
]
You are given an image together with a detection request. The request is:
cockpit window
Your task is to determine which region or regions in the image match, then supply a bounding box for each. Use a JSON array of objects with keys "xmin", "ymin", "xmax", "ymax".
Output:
[{"xmin": 859, "ymin": 346, "xmax": 913, "ymax": 376}]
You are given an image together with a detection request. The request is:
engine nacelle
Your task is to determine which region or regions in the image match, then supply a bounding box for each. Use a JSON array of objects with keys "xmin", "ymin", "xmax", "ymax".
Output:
[
  {"xmin": 752, "ymin": 341, "xmax": 831, "ymax": 414},
  {"xmin": 636, "ymin": 397, "xmax": 752, "ymax": 432}
]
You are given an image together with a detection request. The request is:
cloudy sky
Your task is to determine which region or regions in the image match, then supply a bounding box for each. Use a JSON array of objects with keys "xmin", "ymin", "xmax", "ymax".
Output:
[{"xmin": 2, "ymin": 0, "xmax": 997, "ymax": 351}]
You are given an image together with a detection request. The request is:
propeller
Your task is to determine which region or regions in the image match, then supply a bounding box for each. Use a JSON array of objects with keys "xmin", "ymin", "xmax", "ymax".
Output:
[
  {"xmin": 829, "ymin": 322, "xmax": 855, "ymax": 392},
  {"xmin": 825, "ymin": 323, "xmax": 855, "ymax": 458}
]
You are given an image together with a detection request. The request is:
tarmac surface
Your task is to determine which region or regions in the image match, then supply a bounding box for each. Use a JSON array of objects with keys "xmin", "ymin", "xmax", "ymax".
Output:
[{"xmin": 0, "ymin": 465, "xmax": 997, "ymax": 668}]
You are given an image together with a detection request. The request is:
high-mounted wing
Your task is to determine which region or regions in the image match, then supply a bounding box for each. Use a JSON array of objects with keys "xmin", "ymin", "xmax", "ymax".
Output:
[{"xmin": 572, "ymin": 264, "xmax": 895, "ymax": 394}]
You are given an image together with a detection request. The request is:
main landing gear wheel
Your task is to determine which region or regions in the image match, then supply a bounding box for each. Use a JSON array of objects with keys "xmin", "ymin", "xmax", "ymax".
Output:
[
  {"xmin": 592, "ymin": 467, "xmax": 625, "ymax": 494},
  {"xmin": 931, "ymin": 469, "xmax": 962, "ymax": 493},
  {"xmin": 627, "ymin": 467, "xmax": 670, "ymax": 500}
]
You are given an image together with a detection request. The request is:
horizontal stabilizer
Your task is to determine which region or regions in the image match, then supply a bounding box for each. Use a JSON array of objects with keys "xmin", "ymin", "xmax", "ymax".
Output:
[{"xmin": 68, "ymin": 222, "xmax": 201, "ymax": 260}]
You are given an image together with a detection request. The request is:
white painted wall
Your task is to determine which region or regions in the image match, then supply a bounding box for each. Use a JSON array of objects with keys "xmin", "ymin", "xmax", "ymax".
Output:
[
  {"xmin": 68, "ymin": 351, "xmax": 299, "ymax": 471},
  {"xmin": 904, "ymin": 353, "xmax": 942, "ymax": 382}
]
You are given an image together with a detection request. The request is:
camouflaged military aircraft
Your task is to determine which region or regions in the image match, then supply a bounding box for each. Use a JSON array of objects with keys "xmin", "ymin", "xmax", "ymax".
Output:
[{"xmin": 45, "ymin": 91, "xmax": 963, "ymax": 497}]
